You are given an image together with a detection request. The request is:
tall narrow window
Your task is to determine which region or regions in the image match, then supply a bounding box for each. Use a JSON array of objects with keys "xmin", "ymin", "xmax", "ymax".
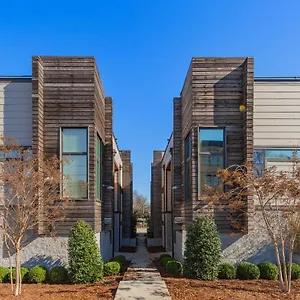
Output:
[
  {"xmin": 62, "ymin": 128, "xmax": 88, "ymax": 199},
  {"xmin": 199, "ymin": 129, "xmax": 224, "ymax": 193},
  {"xmin": 96, "ymin": 136, "xmax": 103, "ymax": 200},
  {"xmin": 184, "ymin": 133, "xmax": 192, "ymax": 200}
]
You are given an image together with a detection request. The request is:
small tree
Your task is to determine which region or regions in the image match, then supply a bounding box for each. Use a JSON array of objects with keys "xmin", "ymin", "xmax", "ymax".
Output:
[
  {"xmin": 0, "ymin": 138, "xmax": 71, "ymax": 296},
  {"xmin": 133, "ymin": 191, "xmax": 150, "ymax": 219},
  {"xmin": 203, "ymin": 160, "xmax": 300, "ymax": 293},
  {"xmin": 68, "ymin": 220, "xmax": 103, "ymax": 283},
  {"xmin": 184, "ymin": 216, "xmax": 221, "ymax": 280}
]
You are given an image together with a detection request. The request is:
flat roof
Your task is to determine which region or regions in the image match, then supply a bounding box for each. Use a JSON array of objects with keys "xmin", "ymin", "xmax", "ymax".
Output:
[{"xmin": 0, "ymin": 75, "xmax": 32, "ymax": 82}]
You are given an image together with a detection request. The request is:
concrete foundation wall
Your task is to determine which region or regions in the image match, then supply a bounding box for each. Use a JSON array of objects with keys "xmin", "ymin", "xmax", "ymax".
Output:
[
  {"xmin": 0, "ymin": 231, "xmax": 114, "ymax": 268},
  {"xmin": 100, "ymin": 231, "xmax": 112, "ymax": 262},
  {"xmin": 173, "ymin": 228, "xmax": 300, "ymax": 265},
  {"xmin": 0, "ymin": 233, "xmax": 68, "ymax": 269}
]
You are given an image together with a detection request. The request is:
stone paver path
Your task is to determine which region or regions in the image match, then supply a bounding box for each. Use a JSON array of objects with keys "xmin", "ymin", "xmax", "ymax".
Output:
[{"xmin": 114, "ymin": 232, "xmax": 171, "ymax": 300}]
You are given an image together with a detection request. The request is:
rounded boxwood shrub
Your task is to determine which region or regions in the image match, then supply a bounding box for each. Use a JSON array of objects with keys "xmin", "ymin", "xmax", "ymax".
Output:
[
  {"xmin": 218, "ymin": 263, "xmax": 236, "ymax": 279},
  {"xmin": 49, "ymin": 266, "xmax": 69, "ymax": 283},
  {"xmin": 27, "ymin": 266, "xmax": 47, "ymax": 283},
  {"xmin": 166, "ymin": 260, "xmax": 183, "ymax": 276},
  {"xmin": 7, "ymin": 267, "xmax": 29, "ymax": 283},
  {"xmin": 236, "ymin": 262, "xmax": 260, "ymax": 280},
  {"xmin": 104, "ymin": 262, "xmax": 121, "ymax": 276},
  {"xmin": 68, "ymin": 220, "xmax": 104, "ymax": 283},
  {"xmin": 159, "ymin": 254, "xmax": 171, "ymax": 263},
  {"xmin": 112, "ymin": 255, "xmax": 127, "ymax": 266},
  {"xmin": 281, "ymin": 263, "xmax": 300, "ymax": 280},
  {"xmin": 257, "ymin": 262, "xmax": 278, "ymax": 280},
  {"xmin": 111, "ymin": 255, "xmax": 127, "ymax": 272},
  {"xmin": 161, "ymin": 256, "xmax": 173, "ymax": 269},
  {"xmin": 184, "ymin": 216, "xmax": 221, "ymax": 280},
  {"xmin": 0, "ymin": 267, "xmax": 9, "ymax": 283}
]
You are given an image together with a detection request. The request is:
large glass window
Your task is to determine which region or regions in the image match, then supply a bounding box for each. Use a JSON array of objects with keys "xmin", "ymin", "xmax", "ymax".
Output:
[
  {"xmin": 199, "ymin": 129, "xmax": 224, "ymax": 193},
  {"xmin": 96, "ymin": 135, "xmax": 103, "ymax": 200},
  {"xmin": 254, "ymin": 149, "xmax": 299, "ymax": 176},
  {"xmin": 62, "ymin": 128, "xmax": 88, "ymax": 199},
  {"xmin": 184, "ymin": 133, "xmax": 192, "ymax": 200}
]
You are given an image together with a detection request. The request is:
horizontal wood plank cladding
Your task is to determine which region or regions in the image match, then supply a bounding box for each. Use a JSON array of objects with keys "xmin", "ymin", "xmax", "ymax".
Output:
[
  {"xmin": 32, "ymin": 56, "xmax": 107, "ymax": 235},
  {"xmin": 177, "ymin": 57, "xmax": 254, "ymax": 231},
  {"xmin": 121, "ymin": 151, "xmax": 133, "ymax": 239},
  {"xmin": 151, "ymin": 151, "xmax": 164, "ymax": 238}
]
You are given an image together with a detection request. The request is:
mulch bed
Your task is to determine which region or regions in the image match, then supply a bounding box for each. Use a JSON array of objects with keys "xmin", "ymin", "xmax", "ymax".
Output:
[
  {"xmin": 0, "ymin": 276, "xmax": 122, "ymax": 300},
  {"xmin": 154, "ymin": 258, "xmax": 300, "ymax": 299},
  {"xmin": 147, "ymin": 246, "xmax": 166, "ymax": 253},
  {"xmin": 165, "ymin": 278, "xmax": 300, "ymax": 300},
  {"xmin": 118, "ymin": 246, "xmax": 137, "ymax": 253}
]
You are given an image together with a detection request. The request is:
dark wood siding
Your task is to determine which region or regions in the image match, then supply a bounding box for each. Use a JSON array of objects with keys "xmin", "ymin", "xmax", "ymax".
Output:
[
  {"xmin": 32, "ymin": 56, "xmax": 110, "ymax": 235},
  {"xmin": 121, "ymin": 151, "xmax": 133, "ymax": 239},
  {"xmin": 177, "ymin": 57, "xmax": 254, "ymax": 232}
]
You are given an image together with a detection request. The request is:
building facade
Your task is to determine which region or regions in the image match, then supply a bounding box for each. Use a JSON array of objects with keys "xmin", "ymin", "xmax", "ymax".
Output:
[
  {"xmin": 0, "ymin": 56, "xmax": 133, "ymax": 267},
  {"xmin": 151, "ymin": 57, "xmax": 300, "ymax": 263}
]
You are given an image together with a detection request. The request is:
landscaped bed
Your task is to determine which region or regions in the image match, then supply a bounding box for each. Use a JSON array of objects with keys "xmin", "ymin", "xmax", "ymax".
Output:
[
  {"xmin": 165, "ymin": 277, "xmax": 300, "ymax": 300},
  {"xmin": 0, "ymin": 276, "xmax": 122, "ymax": 300}
]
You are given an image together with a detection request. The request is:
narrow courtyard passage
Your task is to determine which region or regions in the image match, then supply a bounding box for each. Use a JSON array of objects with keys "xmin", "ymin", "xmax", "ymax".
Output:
[{"xmin": 114, "ymin": 229, "xmax": 171, "ymax": 300}]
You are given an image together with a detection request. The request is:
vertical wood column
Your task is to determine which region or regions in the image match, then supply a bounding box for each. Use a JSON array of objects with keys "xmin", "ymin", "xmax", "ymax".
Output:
[
  {"xmin": 103, "ymin": 97, "xmax": 114, "ymax": 229},
  {"xmin": 172, "ymin": 97, "xmax": 184, "ymax": 230},
  {"xmin": 151, "ymin": 151, "xmax": 163, "ymax": 238},
  {"xmin": 120, "ymin": 150, "xmax": 133, "ymax": 239},
  {"xmin": 242, "ymin": 58, "xmax": 254, "ymax": 232}
]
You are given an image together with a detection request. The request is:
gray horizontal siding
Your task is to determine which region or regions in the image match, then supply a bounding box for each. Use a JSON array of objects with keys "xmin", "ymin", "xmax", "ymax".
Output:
[
  {"xmin": 254, "ymin": 81, "xmax": 300, "ymax": 148},
  {"xmin": 0, "ymin": 81, "xmax": 32, "ymax": 146}
]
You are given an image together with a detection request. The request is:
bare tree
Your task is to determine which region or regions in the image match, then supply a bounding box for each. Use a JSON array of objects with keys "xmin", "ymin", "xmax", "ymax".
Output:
[
  {"xmin": 133, "ymin": 191, "xmax": 150, "ymax": 219},
  {"xmin": 203, "ymin": 159, "xmax": 300, "ymax": 293},
  {"xmin": 0, "ymin": 138, "xmax": 71, "ymax": 296}
]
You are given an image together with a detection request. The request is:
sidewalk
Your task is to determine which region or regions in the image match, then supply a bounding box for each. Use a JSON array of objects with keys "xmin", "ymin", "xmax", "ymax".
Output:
[{"xmin": 114, "ymin": 231, "xmax": 171, "ymax": 300}]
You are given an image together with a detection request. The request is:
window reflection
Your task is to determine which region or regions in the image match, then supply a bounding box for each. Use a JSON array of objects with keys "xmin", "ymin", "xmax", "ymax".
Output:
[
  {"xmin": 62, "ymin": 128, "xmax": 88, "ymax": 199},
  {"xmin": 199, "ymin": 129, "xmax": 224, "ymax": 193}
]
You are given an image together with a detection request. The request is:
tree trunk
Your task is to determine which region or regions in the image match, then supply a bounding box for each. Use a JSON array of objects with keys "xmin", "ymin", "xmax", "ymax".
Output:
[
  {"xmin": 281, "ymin": 239, "xmax": 288, "ymax": 292},
  {"xmin": 14, "ymin": 248, "xmax": 21, "ymax": 296},
  {"xmin": 274, "ymin": 244, "xmax": 286, "ymax": 292},
  {"xmin": 288, "ymin": 238, "xmax": 295, "ymax": 293}
]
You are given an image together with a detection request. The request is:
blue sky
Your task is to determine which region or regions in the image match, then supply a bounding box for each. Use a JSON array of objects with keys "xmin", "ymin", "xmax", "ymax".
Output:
[{"xmin": 1, "ymin": 0, "xmax": 300, "ymax": 200}]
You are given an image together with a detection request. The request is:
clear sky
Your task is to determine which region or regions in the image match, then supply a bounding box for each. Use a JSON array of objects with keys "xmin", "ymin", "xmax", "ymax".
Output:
[{"xmin": 1, "ymin": 0, "xmax": 300, "ymax": 200}]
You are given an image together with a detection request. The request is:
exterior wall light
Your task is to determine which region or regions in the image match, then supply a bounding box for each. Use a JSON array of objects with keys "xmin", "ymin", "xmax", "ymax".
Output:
[{"xmin": 102, "ymin": 184, "xmax": 114, "ymax": 190}]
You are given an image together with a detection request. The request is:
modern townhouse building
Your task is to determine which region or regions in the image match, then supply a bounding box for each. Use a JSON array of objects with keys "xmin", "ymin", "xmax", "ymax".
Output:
[
  {"xmin": 0, "ymin": 56, "xmax": 133, "ymax": 267},
  {"xmin": 150, "ymin": 57, "xmax": 300, "ymax": 264}
]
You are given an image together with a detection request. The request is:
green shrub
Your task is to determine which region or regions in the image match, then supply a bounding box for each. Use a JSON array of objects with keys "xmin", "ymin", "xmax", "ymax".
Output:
[
  {"xmin": 236, "ymin": 262, "xmax": 260, "ymax": 280},
  {"xmin": 159, "ymin": 254, "xmax": 171, "ymax": 262},
  {"xmin": 281, "ymin": 263, "xmax": 300, "ymax": 280},
  {"xmin": 166, "ymin": 260, "xmax": 183, "ymax": 276},
  {"xmin": 218, "ymin": 263, "xmax": 236, "ymax": 279},
  {"xmin": 112, "ymin": 255, "xmax": 127, "ymax": 266},
  {"xmin": 68, "ymin": 220, "xmax": 104, "ymax": 283},
  {"xmin": 7, "ymin": 267, "xmax": 29, "ymax": 283},
  {"xmin": 160, "ymin": 256, "xmax": 173, "ymax": 269},
  {"xmin": 184, "ymin": 216, "xmax": 221, "ymax": 280},
  {"xmin": 49, "ymin": 266, "xmax": 69, "ymax": 283},
  {"xmin": 111, "ymin": 255, "xmax": 127, "ymax": 272},
  {"xmin": 104, "ymin": 262, "xmax": 121, "ymax": 276},
  {"xmin": 257, "ymin": 262, "xmax": 278, "ymax": 280},
  {"xmin": 27, "ymin": 266, "xmax": 47, "ymax": 283},
  {"xmin": 0, "ymin": 267, "xmax": 9, "ymax": 283}
]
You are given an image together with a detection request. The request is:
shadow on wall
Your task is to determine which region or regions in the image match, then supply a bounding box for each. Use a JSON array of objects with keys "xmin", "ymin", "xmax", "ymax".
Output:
[
  {"xmin": 2, "ymin": 232, "xmax": 36, "ymax": 258},
  {"xmin": 212, "ymin": 67, "xmax": 245, "ymax": 232},
  {"xmin": 23, "ymin": 255, "xmax": 64, "ymax": 269}
]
